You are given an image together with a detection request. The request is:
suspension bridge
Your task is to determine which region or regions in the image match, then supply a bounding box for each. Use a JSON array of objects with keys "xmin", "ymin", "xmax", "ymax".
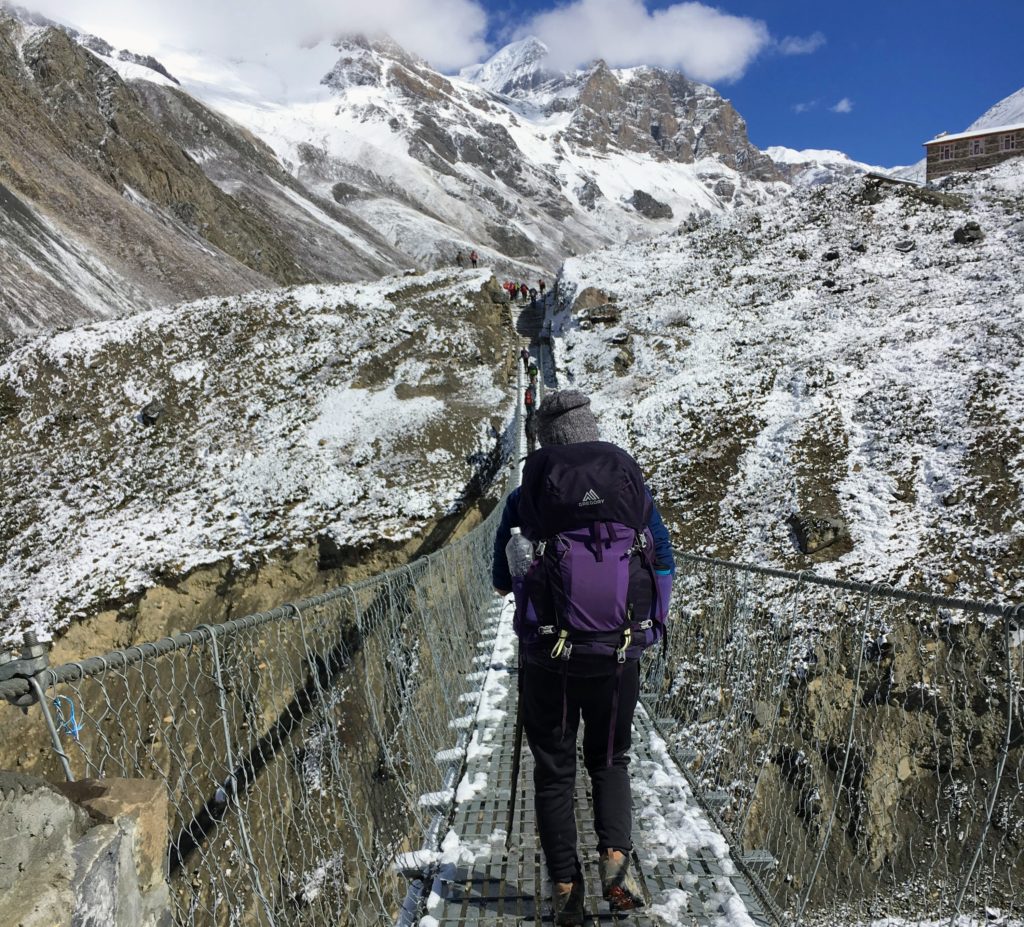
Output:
[{"xmin": 1, "ymin": 294, "xmax": 1021, "ymax": 927}]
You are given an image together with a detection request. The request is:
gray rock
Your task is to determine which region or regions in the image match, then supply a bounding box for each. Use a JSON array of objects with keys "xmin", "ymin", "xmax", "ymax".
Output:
[
  {"xmin": 140, "ymin": 400, "xmax": 164, "ymax": 426},
  {"xmin": 576, "ymin": 177, "xmax": 603, "ymax": 210},
  {"xmin": 787, "ymin": 511, "xmax": 848, "ymax": 555},
  {"xmin": 953, "ymin": 221, "xmax": 984, "ymax": 245},
  {"xmin": 822, "ymin": 249, "xmax": 840, "ymax": 262},
  {"xmin": 629, "ymin": 189, "xmax": 673, "ymax": 220},
  {"xmin": 584, "ymin": 304, "xmax": 621, "ymax": 324},
  {"xmin": 713, "ymin": 179, "xmax": 736, "ymax": 199},
  {"xmin": 895, "ymin": 240, "xmax": 916, "ymax": 253}
]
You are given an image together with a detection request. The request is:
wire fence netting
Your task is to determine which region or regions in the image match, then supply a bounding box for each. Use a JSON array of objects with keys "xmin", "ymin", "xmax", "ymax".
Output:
[
  {"xmin": 643, "ymin": 554, "xmax": 1024, "ymax": 926},
  {"xmin": 3, "ymin": 432, "xmax": 1022, "ymax": 924},
  {"xmin": 1, "ymin": 489, "xmax": 505, "ymax": 927}
]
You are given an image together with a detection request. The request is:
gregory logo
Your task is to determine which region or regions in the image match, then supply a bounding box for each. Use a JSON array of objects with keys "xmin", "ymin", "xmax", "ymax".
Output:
[{"xmin": 579, "ymin": 489, "xmax": 604, "ymax": 507}]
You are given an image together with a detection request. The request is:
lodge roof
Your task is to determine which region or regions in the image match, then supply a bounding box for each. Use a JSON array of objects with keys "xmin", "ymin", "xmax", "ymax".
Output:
[{"xmin": 924, "ymin": 122, "xmax": 1024, "ymax": 146}]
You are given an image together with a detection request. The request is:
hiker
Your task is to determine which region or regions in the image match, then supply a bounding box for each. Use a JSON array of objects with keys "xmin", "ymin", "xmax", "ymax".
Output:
[
  {"xmin": 455, "ymin": 250, "xmax": 464, "ymax": 268},
  {"xmin": 492, "ymin": 390, "xmax": 674, "ymax": 925},
  {"xmin": 527, "ymin": 360, "xmax": 538, "ymax": 383},
  {"xmin": 525, "ymin": 405, "xmax": 539, "ymax": 453},
  {"xmin": 469, "ymin": 249, "xmax": 479, "ymax": 268},
  {"xmin": 529, "ymin": 287, "xmax": 538, "ymax": 307},
  {"xmin": 539, "ymin": 278, "xmax": 546, "ymax": 297},
  {"xmin": 520, "ymin": 282, "xmax": 529, "ymax": 301},
  {"xmin": 524, "ymin": 384, "xmax": 536, "ymax": 420},
  {"xmin": 521, "ymin": 347, "xmax": 531, "ymax": 371}
]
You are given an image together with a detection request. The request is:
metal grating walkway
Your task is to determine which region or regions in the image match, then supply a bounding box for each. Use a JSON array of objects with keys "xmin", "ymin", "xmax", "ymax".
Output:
[{"xmin": 424, "ymin": 600, "xmax": 773, "ymax": 926}]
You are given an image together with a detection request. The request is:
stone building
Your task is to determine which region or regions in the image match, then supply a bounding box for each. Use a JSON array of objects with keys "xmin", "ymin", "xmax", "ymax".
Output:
[{"xmin": 924, "ymin": 123, "xmax": 1024, "ymax": 180}]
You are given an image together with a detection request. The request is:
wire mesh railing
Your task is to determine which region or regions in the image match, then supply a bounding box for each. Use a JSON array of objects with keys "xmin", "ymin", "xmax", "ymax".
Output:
[
  {"xmin": 0, "ymin": 472, "xmax": 510, "ymax": 927},
  {"xmin": 644, "ymin": 554, "xmax": 1024, "ymax": 926}
]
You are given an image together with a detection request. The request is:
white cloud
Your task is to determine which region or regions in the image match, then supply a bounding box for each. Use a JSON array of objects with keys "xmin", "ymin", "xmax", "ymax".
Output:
[
  {"xmin": 29, "ymin": 0, "xmax": 489, "ymax": 73},
  {"xmin": 831, "ymin": 97, "xmax": 854, "ymax": 114},
  {"xmin": 778, "ymin": 31, "xmax": 825, "ymax": 55},
  {"xmin": 518, "ymin": 0, "xmax": 771, "ymax": 84},
  {"xmin": 793, "ymin": 100, "xmax": 817, "ymax": 114}
]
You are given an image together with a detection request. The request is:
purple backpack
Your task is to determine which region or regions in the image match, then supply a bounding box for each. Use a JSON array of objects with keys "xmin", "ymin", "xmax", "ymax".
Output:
[{"xmin": 513, "ymin": 441, "xmax": 668, "ymax": 661}]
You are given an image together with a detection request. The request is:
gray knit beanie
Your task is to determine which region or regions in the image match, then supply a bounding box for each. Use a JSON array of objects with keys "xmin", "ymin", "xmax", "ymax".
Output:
[{"xmin": 535, "ymin": 390, "xmax": 601, "ymax": 446}]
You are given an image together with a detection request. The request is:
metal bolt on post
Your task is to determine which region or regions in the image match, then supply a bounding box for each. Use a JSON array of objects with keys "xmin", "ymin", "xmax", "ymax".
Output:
[{"xmin": 17, "ymin": 632, "xmax": 76, "ymax": 782}]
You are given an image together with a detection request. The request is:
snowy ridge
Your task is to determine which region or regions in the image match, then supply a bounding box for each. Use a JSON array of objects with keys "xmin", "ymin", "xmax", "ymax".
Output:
[
  {"xmin": 553, "ymin": 161, "xmax": 1024, "ymax": 600},
  {"xmin": 967, "ymin": 85, "xmax": 1024, "ymax": 132},
  {"xmin": 765, "ymin": 146, "xmax": 891, "ymax": 187},
  {"xmin": 0, "ymin": 269, "xmax": 511, "ymax": 641}
]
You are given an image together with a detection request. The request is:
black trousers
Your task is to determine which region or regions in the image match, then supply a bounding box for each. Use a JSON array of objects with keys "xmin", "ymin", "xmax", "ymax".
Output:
[{"xmin": 521, "ymin": 659, "xmax": 640, "ymax": 883}]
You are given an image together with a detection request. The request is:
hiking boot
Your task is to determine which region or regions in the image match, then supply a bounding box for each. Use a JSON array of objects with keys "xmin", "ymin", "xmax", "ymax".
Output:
[
  {"xmin": 599, "ymin": 851, "xmax": 646, "ymax": 912},
  {"xmin": 551, "ymin": 878, "xmax": 585, "ymax": 925}
]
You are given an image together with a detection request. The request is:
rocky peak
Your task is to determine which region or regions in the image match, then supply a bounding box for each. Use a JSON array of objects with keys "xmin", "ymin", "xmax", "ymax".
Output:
[
  {"xmin": 459, "ymin": 36, "xmax": 555, "ymax": 97},
  {"xmin": 323, "ymin": 33, "xmax": 452, "ymax": 101}
]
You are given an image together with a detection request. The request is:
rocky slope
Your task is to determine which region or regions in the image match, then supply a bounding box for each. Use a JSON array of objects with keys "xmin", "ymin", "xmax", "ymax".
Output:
[
  {"xmin": 551, "ymin": 162, "xmax": 1024, "ymax": 603},
  {"xmin": 0, "ymin": 7, "xmax": 409, "ymax": 339},
  {"xmin": 0, "ymin": 268, "xmax": 514, "ymax": 642}
]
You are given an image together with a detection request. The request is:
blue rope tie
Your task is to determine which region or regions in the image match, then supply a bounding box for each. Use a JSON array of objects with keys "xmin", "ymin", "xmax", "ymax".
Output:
[{"xmin": 51, "ymin": 695, "xmax": 83, "ymax": 741}]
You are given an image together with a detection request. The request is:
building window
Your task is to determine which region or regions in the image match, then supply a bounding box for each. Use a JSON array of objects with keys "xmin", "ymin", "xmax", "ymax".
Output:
[
  {"xmin": 1002, "ymin": 133, "xmax": 1018, "ymax": 152},
  {"xmin": 970, "ymin": 138, "xmax": 984, "ymax": 156},
  {"xmin": 939, "ymin": 144, "xmax": 954, "ymax": 161}
]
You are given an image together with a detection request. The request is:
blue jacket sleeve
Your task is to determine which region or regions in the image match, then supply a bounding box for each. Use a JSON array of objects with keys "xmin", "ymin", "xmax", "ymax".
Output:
[
  {"xmin": 646, "ymin": 490, "xmax": 675, "ymax": 573},
  {"xmin": 491, "ymin": 488, "xmax": 521, "ymax": 591}
]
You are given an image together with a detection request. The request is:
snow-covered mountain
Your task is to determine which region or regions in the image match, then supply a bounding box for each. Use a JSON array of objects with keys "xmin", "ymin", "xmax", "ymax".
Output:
[
  {"xmin": 176, "ymin": 33, "xmax": 784, "ymax": 270},
  {"xmin": 0, "ymin": 6, "xmax": 409, "ymax": 340},
  {"xmin": 765, "ymin": 146, "xmax": 890, "ymax": 187},
  {"xmin": 966, "ymin": 85, "xmax": 1024, "ymax": 131},
  {"xmin": 0, "ymin": 8, "xmax": 789, "ymax": 338},
  {"xmin": 552, "ymin": 162, "xmax": 1024, "ymax": 602}
]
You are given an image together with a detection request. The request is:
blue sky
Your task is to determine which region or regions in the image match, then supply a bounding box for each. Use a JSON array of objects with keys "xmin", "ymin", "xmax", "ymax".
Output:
[{"xmin": 488, "ymin": 0, "xmax": 1024, "ymax": 167}]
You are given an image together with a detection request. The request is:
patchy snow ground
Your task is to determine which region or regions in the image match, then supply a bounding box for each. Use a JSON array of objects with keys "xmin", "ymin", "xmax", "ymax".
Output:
[
  {"xmin": 0, "ymin": 268, "xmax": 512, "ymax": 642},
  {"xmin": 553, "ymin": 161, "xmax": 1024, "ymax": 602}
]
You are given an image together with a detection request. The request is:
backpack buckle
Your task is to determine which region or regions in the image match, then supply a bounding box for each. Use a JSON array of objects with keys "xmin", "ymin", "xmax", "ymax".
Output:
[
  {"xmin": 550, "ymin": 629, "xmax": 570, "ymax": 660},
  {"xmin": 616, "ymin": 627, "xmax": 632, "ymax": 663},
  {"xmin": 536, "ymin": 540, "xmax": 547, "ymax": 557},
  {"xmin": 538, "ymin": 625, "xmax": 556, "ymax": 636},
  {"xmin": 637, "ymin": 619, "xmax": 653, "ymax": 630}
]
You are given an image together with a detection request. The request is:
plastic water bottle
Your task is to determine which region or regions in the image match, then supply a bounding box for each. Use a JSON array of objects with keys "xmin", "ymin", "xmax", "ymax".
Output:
[{"xmin": 505, "ymin": 527, "xmax": 534, "ymax": 578}]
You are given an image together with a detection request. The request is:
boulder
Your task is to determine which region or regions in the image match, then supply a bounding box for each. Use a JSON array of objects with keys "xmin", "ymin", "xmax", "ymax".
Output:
[
  {"xmin": 629, "ymin": 189, "xmax": 673, "ymax": 220},
  {"xmin": 140, "ymin": 400, "xmax": 164, "ymax": 426},
  {"xmin": 576, "ymin": 177, "xmax": 603, "ymax": 211},
  {"xmin": 894, "ymin": 240, "xmax": 916, "ymax": 253},
  {"xmin": 822, "ymin": 249, "xmax": 840, "ymax": 262},
  {"xmin": 787, "ymin": 511, "xmax": 848, "ymax": 555},
  {"xmin": 57, "ymin": 778, "xmax": 169, "ymax": 893},
  {"xmin": 953, "ymin": 221, "xmax": 984, "ymax": 245},
  {"xmin": 573, "ymin": 286, "xmax": 612, "ymax": 312},
  {"xmin": 585, "ymin": 304, "xmax": 621, "ymax": 324},
  {"xmin": 713, "ymin": 179, "xmax": 736, "ymax": 199}
]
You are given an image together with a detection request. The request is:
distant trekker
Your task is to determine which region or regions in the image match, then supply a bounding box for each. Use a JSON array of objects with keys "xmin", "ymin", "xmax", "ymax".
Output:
[
  {"xmin": 469, "ymin": 249, "xmax": 479, "ymax": 268},
  {"xmin": 529, "ymin": 287, "xmax": 538, "ymax": 308},
  {"xmin": 521, "ymin": 347, "xmax": 531, "ymax": 371},
  {"xmin": 455, "ymin": 250, "xmax": 464, "ymax": 267},
  {"xmin": 528, "ymin": 360, "xmax": 539, "ymax": 382},
  {"xmin": 539, "ymin": 279, "xmax": 546, "ymax": 297},
  {"xmin": 520, "ymin": 282, "xmax": 528, "ymax": 300}
]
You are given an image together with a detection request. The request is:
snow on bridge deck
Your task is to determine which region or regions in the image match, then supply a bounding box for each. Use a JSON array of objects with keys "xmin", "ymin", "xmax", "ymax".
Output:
[{"xmin": 420, "ymin": 597, "xmax": 772, "ymax": 926}]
